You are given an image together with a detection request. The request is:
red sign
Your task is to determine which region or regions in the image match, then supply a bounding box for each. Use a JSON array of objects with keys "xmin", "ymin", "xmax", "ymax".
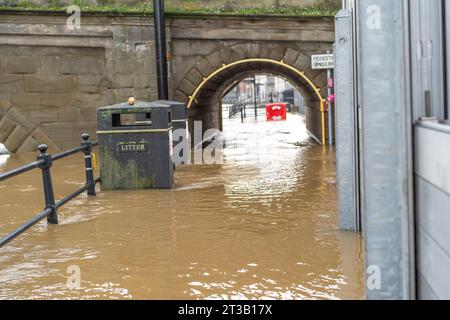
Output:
[
  {"xmin": 328, "ymin": 78, "xmax": 334, "ymax": 89},
  {"xmin": 327, "ymin": 94, "xmax": 335, "ymax": 104},
  {"xmin": 266, "ymin": 103, "xmax": 287, "ymax": 121}
]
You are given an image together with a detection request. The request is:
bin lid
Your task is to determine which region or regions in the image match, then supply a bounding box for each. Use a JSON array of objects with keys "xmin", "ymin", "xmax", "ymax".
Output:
[
  {"xmin": 97, "ymin": 100, "xmax": 156, "ymax": 112},
  {"xmin": 97, "ymin": 100, "xmax": 172, "ymax": 131},
  {"xmin": 150, "ymin": 100, "xmax": 186, "ymax": 120}
]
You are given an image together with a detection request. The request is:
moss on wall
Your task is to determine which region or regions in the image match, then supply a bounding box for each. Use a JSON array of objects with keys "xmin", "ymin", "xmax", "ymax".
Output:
[{"xmin": 0, "ymin": 0, "xmax": 340, "ymax": 16}]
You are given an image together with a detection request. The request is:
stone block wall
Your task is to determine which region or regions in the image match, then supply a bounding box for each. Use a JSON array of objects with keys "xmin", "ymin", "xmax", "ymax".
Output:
[
  {"xmin": 0, "ymin": 96, "xmax": 59, "ymax": 153},
  {"xmin": 169, "ymin": 15, "xmax": 334, "ymax": 142},
  {"xmin": 0, "ymin": 45, "xmax": 108, "ymax": 150},
  {"xmin": 0, "ymin": 11, "xmax": 334, "ymax": 150},
  {"xmin": 0, "ymin": 13, "xmax": 158, "ymax": 150}
]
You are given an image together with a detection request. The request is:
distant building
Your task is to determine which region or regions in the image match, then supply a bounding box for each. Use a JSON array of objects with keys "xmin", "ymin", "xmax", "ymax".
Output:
[
  {"xmin": 222, "ymin": 74, "xmax": 303, "ymax": 108},
  {"xmin": 282, "ymin": 85, "xmax": 305, "ymax": 114}
]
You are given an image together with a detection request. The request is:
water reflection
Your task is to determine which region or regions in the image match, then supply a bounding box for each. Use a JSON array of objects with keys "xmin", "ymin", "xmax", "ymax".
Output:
[
  {"xmin": 0, "ymin": 113, "xmax": 365, "ymax": 300},
  {"xmin": 0, "ymin": 154, "xmax": 9, "ymax": 167}
]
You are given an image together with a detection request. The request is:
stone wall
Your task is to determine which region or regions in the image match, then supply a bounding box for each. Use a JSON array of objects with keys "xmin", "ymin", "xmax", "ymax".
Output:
[
  {"xmin": 170, "ymin": 16, "xmax": 334, "ymax": 142},
  {"xmin": 0, "ymin": 13, "xmax": 157, "ymax": 150},
  {"xmin": 0, "ymin": 11, "xmax": 334, "ymax": 150}
]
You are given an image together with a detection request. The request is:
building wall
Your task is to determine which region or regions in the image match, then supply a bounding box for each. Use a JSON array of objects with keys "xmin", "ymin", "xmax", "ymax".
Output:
[
  {"xmin": 415, "ymin": 124, "xmax": 450, "ymax": 299},
  {"xmin": 408, "ymin": 1, "xmax": 450, "ymax": 300}
]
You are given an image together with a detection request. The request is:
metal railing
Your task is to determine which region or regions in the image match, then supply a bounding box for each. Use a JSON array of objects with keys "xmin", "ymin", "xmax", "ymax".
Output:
[
  {"xmin": 0, "ymin": 133, "xmax": 100, "ymax": 248},
  {"xmin": 229, "ymin": 103, "xmax": 247, "ymax": 119}
]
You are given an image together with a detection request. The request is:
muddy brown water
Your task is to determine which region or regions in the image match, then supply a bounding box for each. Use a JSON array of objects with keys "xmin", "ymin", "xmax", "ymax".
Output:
[{"xmin": 0, "ymin": 112, "xmax": 365, "ymax": 300}]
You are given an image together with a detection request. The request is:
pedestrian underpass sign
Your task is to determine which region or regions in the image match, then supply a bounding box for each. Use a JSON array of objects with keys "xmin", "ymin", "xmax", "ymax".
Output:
[{"xmin": 311, "ymin": 54, "xmax": 334, "ymax": 69}]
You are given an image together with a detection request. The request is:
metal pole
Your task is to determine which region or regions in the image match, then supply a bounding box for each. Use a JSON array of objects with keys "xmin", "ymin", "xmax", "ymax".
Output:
[
  {"xmin": 153, "ymin": 0, "xmax": 169, "ymax": 100},
  {"xmin": 357, "ymin": 0, "xmax": 414, "ymax": 300},
  {"xmin": 37, "ymin": 144, "xmax": 57, "ymax": 225},
  {"xmin": 81, "ymin": 133, "xmax": 96, "ymax": 196},
  {"xmin": 335, "ymin": 9, "xmax": 359, "ymax": 232},
  {"xmin": 327, "ymin": 50, "xmax": 334, "ymax": 146},
  {"xmin": 254, "ymin": 76, "xmax": 258, "ymax": 117}
]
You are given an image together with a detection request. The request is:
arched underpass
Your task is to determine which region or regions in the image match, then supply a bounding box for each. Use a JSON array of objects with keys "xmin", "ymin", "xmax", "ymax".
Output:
[{"xmin": 176, "ymin": 58, "xmax": 327, "ymax": 145}]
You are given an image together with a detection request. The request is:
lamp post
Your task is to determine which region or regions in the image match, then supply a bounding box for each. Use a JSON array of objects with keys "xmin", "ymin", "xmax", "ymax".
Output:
[{"xmin": 153, "ymin": 0, "xmax": 169, "ymax": 100}]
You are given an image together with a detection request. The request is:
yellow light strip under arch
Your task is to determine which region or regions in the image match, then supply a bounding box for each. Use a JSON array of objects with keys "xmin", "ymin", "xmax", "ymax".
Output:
[{"xmin": 186, "ymin": 58, "xmax": 327, "ymax": 145}]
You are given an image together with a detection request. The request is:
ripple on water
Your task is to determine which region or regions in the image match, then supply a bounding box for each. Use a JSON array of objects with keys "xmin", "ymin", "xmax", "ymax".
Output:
[{"xmin": 0, "ymin": 113, "xmax": 365, "ymax": 300}]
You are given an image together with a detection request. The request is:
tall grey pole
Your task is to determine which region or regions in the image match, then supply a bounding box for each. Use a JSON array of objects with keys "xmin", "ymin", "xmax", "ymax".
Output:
[
  {"xmin": 357, "ymin": 0, "xmax": 415, "ymax": 300},
  {"xmin": 335, "ymin": 9, "xmax": 359, "ymax": 232},
  {"xmin": 153, "ymin": 0, "xmax": 169, "ymax": 100}
]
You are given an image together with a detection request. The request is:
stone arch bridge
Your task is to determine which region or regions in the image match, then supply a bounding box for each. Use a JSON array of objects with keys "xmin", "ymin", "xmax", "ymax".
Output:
[{"xmin": 0, "ymin": 11, "xmax": 334, "ymax": 151}]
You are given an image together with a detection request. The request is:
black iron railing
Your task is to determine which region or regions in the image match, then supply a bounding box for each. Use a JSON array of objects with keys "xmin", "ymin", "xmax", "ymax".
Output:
[
  {"xmin": 0, "ymin": 133, "xmax": 100, "ymax": 248},
  {"xmin": 229, "ymin": 103, "xmax": 247, "ymax": 119}
]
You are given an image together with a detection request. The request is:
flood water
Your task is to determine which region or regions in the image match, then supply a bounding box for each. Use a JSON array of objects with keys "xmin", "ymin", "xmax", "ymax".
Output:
[{"xmin": 0, "ymin": 110, "xmax": 365, "ymax": 300}]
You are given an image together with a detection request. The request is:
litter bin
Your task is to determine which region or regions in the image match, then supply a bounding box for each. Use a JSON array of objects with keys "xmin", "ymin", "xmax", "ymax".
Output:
[
  {"xmin": 150, "ymin": 100, "xmax": 188, "ymax": 164},
  {"xmin": 97, "ymin": 100, "xmax": 174, "ymax": 190}
]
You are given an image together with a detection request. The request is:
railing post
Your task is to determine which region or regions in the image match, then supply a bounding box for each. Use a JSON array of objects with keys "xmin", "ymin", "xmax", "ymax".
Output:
[
  {"xmin": 37, "ymin": 144, "xmax": 58, "ymax": 225},
  {"xmin": 81, "ymin": 133, "xmax": 96, "ymax": 196}
]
